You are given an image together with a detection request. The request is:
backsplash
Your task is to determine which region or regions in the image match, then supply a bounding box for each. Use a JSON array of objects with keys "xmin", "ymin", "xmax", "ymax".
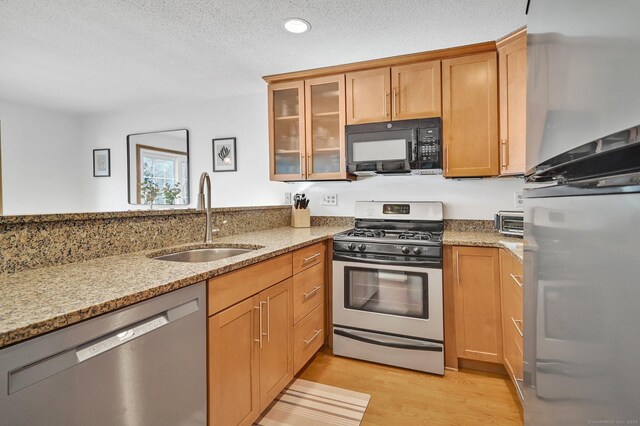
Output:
[{"xmin": 0, "ymin": 206, "xmax": 290, "ymax": 274}]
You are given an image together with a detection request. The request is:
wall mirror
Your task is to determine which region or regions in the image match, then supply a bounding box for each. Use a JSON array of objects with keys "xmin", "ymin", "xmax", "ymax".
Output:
[{"xmin": 127, "ymin": 129, "xmax": 190, "ymax": 206}]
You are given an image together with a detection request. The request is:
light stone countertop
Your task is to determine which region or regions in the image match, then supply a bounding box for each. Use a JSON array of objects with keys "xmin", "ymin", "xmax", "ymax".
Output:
[
  {"xmin": 443, "ymin": 231, "xmax": 524, "ymax": 261},
  {"xmin": 0, "ymin": 225, "xmax": 351, "ymax": 349},
  {"xmin": 0, "ymin": 225, "xmax": 523, "ymax": 349}
]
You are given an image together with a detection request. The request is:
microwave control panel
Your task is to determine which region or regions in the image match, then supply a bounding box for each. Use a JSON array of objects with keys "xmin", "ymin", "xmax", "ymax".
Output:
[{"xmin": 415, "ymin": 127, "xmax": 441, "ymax": 164}]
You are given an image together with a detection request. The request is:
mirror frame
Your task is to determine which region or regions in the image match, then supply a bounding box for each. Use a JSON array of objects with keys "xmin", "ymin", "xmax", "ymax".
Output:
[{"xmin": 126, "ymin": 129, "xmax": 190, "ymax": 206}]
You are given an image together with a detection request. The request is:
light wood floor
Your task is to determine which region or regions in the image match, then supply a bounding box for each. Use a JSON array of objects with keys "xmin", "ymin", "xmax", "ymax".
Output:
[{"xmin": 297, "ymin": 349, "xmax": 523, "ymax": 426}]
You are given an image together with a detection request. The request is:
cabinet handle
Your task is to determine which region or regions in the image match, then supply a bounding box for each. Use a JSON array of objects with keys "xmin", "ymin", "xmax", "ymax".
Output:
[
  {"xmin": 304, "ymin": 329, "xmax": 322, "ymax": 345},
  {"xmin": 510, "ymin": 273, "xmax": 524, "ymax": 288},
  {"xmin": 302, "ymin": 253, "xmax": 321, "ymax": 264},
  {"xmin": 254, "ymin": 302, "xmax": 266, "ymax": 349},
  {"xmin": 266, "ymin": 297, "xmax": 271, "ymax": 343},
  {"xmin": 384, "ymin": 91, "xmax": 389, "ymax": 117},
  {"xmin": 307, "ymin": 154, "xmax": 312, "ymax": 177},
  {"xmin": 444, "ymin": 146, "xmax": 449, "ymax": 174},
  {"xmin": 501, "ymin": 139, "xmax": 509, "ymax": 169},
  {"xmin": 455, "ymin": 251, "xmax": 461, "ymax": 285},
  {"xmin": 300, "ymin": 154, "xmax": 305, "ymax": 178},
  {"xmin": 512, "ymin": 317, "xmax": 524, "ymax": 337},
  {"xmin": 303, "ymin": 286, "xmax": 322, "ymax": 300},
  {"xmin": 392, "ymin": 89, "xmax": 397, "ymax": 117}
]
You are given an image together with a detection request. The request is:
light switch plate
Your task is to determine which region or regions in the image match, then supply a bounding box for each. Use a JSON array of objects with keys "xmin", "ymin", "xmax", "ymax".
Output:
[
  {"xmin": 284, "ymin": 192, "xmax": 292, "ymax": 205},
  {"xmin": 514, "ymin": 191, "xmax": 524, "ymax": 208},
  {"xmin": 321, "ymin": 194, "xmax": 338, "ymax": 206}
]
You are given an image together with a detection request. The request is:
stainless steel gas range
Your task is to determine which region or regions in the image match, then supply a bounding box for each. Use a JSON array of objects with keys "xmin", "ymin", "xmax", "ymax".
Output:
[{"xmin": 332, "ymin": 201, "xmax": 444, "ymax": 375}]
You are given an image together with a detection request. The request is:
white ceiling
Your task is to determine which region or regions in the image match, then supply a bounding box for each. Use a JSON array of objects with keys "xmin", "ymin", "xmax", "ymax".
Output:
[{"xmin": 0, "ymin": 0, "xmax": 527, "ymax": 114}]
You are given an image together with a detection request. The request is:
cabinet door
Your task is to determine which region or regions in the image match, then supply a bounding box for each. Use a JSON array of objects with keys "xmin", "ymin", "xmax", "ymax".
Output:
[
  {"xmin": 498, "ymin": 31, "xmax": 527, "ymax": 175},
  {"xmin": 305, "ymin": 75, "xmax": 348, "ymax": 180},
  {"xmin": 346, "ymin": 68, "xmax": 391, "ymax": 124},
  {"xmin": 391, "ymin": 61, "xmax": 441, "ymax": 120},
  {"xmin": 442, "ymin": 52, "xmax": 499, "ymax": 177},
  {"xmin": 452, "ymin": 246, "xmax": 503, "ymax": 363},
  {"xmin": 209, "ymin": 295, "xmax": 260, "ymax": 426},
  {"xmin": 269, "ymin": 81, "xmax": 306, "ymax": 181},
  {"xmin": 259, "ymin": 279, "xmax": 293, "ymax": 411},
  {"xmin": 500, "ymin": 250, "xmax": 524, "ymax": 382}
]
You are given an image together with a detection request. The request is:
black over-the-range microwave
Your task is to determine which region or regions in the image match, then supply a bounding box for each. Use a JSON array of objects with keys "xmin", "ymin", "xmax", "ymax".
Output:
[{"xmin": 345, "ymin": 118, "xmax": 442, "ymax": 176}]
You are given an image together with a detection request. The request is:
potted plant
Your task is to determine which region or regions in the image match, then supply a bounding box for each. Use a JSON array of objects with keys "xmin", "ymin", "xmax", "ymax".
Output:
[
  {"xmin": 162, "ymin": 182, "xmax": 182, "ymax": 205},
  {"xmin": 140, "ymin": 180, "xmax": 160, "ymax": 208}
]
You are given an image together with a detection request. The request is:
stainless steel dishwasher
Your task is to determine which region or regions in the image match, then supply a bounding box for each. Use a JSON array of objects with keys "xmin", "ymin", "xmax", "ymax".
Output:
[{"xmin": 0, "ymin": 282, "xmax": 207, "ymax": 425}]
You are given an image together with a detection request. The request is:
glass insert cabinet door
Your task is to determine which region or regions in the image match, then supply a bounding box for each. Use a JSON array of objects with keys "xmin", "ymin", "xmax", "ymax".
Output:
[
  {"xmin": 269, "ymin": 81, "xmax": 306, "ymax": 181},
  {"xmin": 344, "ymin": 266, "xmax": 429, "ymax": 319},
  {"xmin": 305, "ymin": 75, "xmax": 346, "ymax": 180}
]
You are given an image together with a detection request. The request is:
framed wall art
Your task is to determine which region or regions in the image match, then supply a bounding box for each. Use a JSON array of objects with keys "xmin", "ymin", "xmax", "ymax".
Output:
[
  {"xmin": 212, "ymin": 137, "xmax": 237, "ymax": 172},
  {"xmin": 93, "ymin": 148, "xmax": 111, "ymax": 177}
]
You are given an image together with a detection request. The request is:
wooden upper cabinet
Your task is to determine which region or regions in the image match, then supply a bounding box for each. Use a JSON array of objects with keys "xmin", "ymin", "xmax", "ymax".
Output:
[
  {"xmin": 269, "ymin": 81, "xmax": 306, "ymax": 181},
  {"xmin": 391, "ymin": 61, "xmax": 441, "ymax": 120},
  {"xmin": 346, "ymin": 68, "xmax": 391, "ymax": 124},
  {"xmin": 452, "ymin": 246, "xmax": 503, "ymax": 364},
  {"xmin": 498, "ymin": 29, "xmax": 527, "ymax": 175},
  {"xmin": 442, "ymin": 52, "xmax": 499, "ymax": 177},
  {"xmin": 305, "ymin": 75, "xmax": 348, "ymax": 180}
]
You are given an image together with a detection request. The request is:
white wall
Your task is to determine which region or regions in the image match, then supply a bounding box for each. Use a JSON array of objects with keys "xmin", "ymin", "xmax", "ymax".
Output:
[
  {"xmin": 287, "ymin": 175, "xmax": 523, "ymax": 220},
  {"xmin": 0, "ymin": 98, "xmax": 85, "ymax": 215},
  {"xmin": 1, "ymin": 93, "xmax": 524, "ymax": 219},
  {"xmin": 80, "ymin": 93, "xmax": 284, "ymax": 211}
]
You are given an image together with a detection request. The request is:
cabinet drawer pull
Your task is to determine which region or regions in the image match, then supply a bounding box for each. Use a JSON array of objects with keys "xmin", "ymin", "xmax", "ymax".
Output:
[
  {"xmin": 266, "ymin": 297, "xmax": 271, "ymax": 343},
  {"xmin": 302, "ymin": 253, "xmax": 321, "ymax": 264},
  {"xmin": 303, "ymin": 286, "xmax": 322, "ymax": 300},
  {"xmin": 304, "ymin": 329, "xmax": 322, "ymax": 345},
  {"xmin": 510, "ymin": 273, "xmax": 524, "ymax": 288},
  {"xmin": 512, "ymin": 317, "xmax": 524, "ymax": 337}
]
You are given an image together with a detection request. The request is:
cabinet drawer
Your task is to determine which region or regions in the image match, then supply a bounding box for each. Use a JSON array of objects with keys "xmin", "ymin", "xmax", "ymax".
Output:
[
  {"xmin": 292, "ymin": 243, "xmax": 325, "ymax": 275},
  {"xmin": 293, "ymin": 262, "xmax": 325, "ymax": 324},
  {"xmin": 293, "ymin": 303, "xmax": 325, "ymax": 374},
  {"xmin": 208, "ymin": 253, "xmax": 293, "ymax": 316}
]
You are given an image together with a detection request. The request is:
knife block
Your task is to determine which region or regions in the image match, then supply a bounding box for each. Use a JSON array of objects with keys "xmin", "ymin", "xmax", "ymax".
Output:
[{"xmin": 291, "ymin": 207, "xmax": 310, "ymax": 228}]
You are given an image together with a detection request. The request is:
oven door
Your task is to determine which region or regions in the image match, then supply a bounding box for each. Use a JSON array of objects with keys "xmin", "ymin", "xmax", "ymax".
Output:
[{"xmin": 333, "ymin": 259, "xmax": 443, "ymax": 341}]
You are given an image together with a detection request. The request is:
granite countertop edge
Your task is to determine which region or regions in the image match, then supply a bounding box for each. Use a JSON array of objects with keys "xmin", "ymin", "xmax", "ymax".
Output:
[{"xmin": 0, "ymin": 226, "xmax": 523, "ymax": 349}]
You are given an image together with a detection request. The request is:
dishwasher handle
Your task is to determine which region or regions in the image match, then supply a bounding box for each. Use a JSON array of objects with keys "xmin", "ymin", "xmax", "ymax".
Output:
[{"xmin": 8, "ymin": 297, "xmax": 200, "ymax": 395}]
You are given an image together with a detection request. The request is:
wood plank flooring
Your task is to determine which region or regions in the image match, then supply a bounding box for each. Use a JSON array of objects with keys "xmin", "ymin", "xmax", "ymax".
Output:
[{"xmin": 297, "ymin": 349, "xmax": 523, "ymax": 425}]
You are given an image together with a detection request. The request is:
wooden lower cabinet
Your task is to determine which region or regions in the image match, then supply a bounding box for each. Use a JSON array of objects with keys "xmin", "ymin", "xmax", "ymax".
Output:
[
  {"xmin": 452, "ymin": 246, "xmax": 503, "ymax": 363},
  {"xmin": 209, "ymin": 279, "xmax": 293, "ymax": 425},
  {"xmin": 209, "ymin": 296, "xmax": 260, "ymax": 426},
  {"xmin": 258, "ymin": 279, "xmax": 294, "ymax": 411},
  {"xmin": 500, "ymin": 249, "xmax": 524, "ymax": 398}
]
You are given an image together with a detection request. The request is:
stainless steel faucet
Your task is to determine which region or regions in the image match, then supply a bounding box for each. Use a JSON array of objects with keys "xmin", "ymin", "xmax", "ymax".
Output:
[{"xmin": 196, "ymin": 172, "xmax": 213, "ymax": 243}]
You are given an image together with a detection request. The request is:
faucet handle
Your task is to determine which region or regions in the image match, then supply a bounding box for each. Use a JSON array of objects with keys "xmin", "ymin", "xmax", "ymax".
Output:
[{"xmin": 212, "ymin": 228, "xmax": 221, "ymax": 234}]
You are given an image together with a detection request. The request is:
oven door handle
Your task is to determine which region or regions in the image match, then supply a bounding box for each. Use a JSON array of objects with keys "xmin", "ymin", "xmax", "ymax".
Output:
[
  {"xmin": 334, "ymin": 329, "xmax": 443, "ymax": 352},
  {"xmin": 333, "ymin": 252, "xmax": 441, "ymax": 267}
]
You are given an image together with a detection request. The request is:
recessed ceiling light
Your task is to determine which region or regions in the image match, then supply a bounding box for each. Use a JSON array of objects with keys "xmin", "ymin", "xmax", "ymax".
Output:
[{"xmin": 283, "ymin": 18, "xmax": 311, "ymax": 34}]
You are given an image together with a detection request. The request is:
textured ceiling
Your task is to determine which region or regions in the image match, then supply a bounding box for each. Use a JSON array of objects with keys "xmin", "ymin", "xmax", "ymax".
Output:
[{"xmin": 0, "ymin": 0, "xmax": 527, "ymax": 114}]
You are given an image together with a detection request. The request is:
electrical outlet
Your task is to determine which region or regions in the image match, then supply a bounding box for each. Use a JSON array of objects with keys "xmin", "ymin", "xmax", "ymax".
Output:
[
  {"xmin": 284, "ymin": 192, "xmax": 292, "ymax": 205},
  {"xmin": 514, "ymin": 191, "xmax": 524, "ymax": 208},
  {"xmin": 321, "ymin": 194, "xmax": 338, "ymax": 206}
]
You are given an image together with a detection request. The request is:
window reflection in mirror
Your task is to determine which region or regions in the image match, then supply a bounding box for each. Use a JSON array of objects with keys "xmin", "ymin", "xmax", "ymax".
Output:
[{"xmin": 127, "ymin": 129, "xmax": 189, "ymax": 206}]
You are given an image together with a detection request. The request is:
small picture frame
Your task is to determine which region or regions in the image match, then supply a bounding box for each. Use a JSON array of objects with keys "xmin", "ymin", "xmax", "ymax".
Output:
[
  {"xmin": 212, "ymin": 137, "xmax": 237, "ymax": 172},
  {"xmin": 93, "ymin": 148, "xmax": 111, "ymax": 177}
]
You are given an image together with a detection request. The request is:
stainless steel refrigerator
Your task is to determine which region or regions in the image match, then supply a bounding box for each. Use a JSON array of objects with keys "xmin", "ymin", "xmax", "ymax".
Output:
[{"xmin": 525, "ymin": 1, "xmax": 640, "ymax": 424}]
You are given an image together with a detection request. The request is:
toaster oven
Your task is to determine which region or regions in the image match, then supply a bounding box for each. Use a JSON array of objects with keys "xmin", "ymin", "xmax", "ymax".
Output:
[{"xmin": 495, "ymin": 211, "xmax": 524, "ymax": 237}]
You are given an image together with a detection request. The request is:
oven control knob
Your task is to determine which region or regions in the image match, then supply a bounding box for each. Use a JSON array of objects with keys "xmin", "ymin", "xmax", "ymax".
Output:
[
  {"xmin": 401, "ymin": 246, "xmax": 411, "ymax": 255},
  {"xmin": 347, "ymin": 243, "xmax": 356, "ymax": 251},
  {"xmin": 358, "ymin": 244, "xmax": 367, "ymax": 252},
  {"xmin": 413, "ymin": 247, "xmax": 423, "ymax": 255}
]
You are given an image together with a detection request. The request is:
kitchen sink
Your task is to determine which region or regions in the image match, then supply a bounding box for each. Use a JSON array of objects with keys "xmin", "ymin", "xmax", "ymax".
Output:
[{"xmin": 153, "ymin": 247, "xmax": 255, "ymax": 263}]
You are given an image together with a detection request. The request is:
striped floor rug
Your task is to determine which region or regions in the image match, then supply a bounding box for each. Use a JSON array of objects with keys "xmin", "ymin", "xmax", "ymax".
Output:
[{"xmin": 255, "ymin": 379, "xmax": 371, "ymax": 426}]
